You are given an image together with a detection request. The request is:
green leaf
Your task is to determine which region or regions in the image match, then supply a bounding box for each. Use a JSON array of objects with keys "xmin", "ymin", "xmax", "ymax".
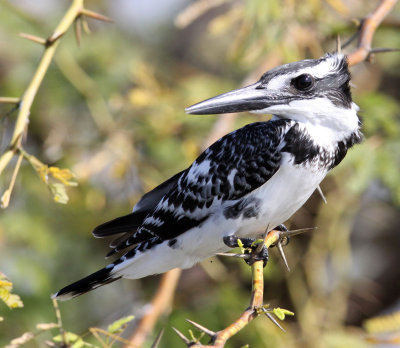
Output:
[
  {"xmin": 107, "ymin": 315, "xmax": 135, "ymax": 334},
  {"xmin": 272, "ymin": 307, "xmax": 295, "ymax": 321},
  {"xmin": 237, "ymin": 239, "xmax": 245, "ymax": 254},
  {"xmin": 53, "ymin": 332, "xmax": 80, "ymax": 343},
  {"xmin": 53, "ymin": 332, "xmax": 92, "ymax": 348}
]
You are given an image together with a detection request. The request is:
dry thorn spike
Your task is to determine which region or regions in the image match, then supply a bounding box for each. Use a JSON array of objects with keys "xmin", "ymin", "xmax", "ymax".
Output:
[
  {"xmin": 47, "ymin": 31, "xmax": 65, "ymax": 45},
  {"xmin": 186, "ymin": 319, "xmax": 216, "ymax": 337},
  {"xmin": 276, "ymin": 242, "xmax": 290, "ymax": 272},
  {"xmin": 172, "ymin": 327, "xmax": 191, "ymax": 345},
  {"xmin": 255, "ymin": 230, "xmax": 268, "ymax": 255},
  {"xmin": 336, "ymin": 35, "xmax": 342, "ymax": 54},
  {"xmin": 216, "ymin": 252, "xmax": 250, "ymax": 259},
  {"xmin": 317, "ymin": 185, "xmax": 327, "ymax": 204},
  {"xmin": 262, "ymin": 309, "xmax": 286, "ymax": 332},
  {"xmin": 80, "ymin": 8, "xmax": 113, "ymax": 22},
  {"xmin": 82, "ymin": 17, "xmax": 91, "ymax": 35},
  {"xmin": 19, "ymin": 33, "xmax": 47, "ymax": 45},
  {"xmin": 150, "ymin": 328, "xmax": 164, "ymax": 348},
  {"xmin": 0, "ymin": 97, "xmax": 20, "ymax": 105},
  {"xmin": 75, "ymin": 16, "xmax": 82, "ymax": 46},
  {"xmin": 369, "ymin": 47, "xmax": 400, "ymax": 53},
  {"xmin": 279, "ymin": 227, "xmax": 317, "ymax": 239}
]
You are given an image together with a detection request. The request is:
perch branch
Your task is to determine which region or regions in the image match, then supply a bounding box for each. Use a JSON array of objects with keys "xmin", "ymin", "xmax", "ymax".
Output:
[
  {"xmin": 347, "ymin": 0, "xmax": 399, "ymax": 66},
  {"xmin": 174, "ymin": 229, "xmax": 301, "ymax": 348}
]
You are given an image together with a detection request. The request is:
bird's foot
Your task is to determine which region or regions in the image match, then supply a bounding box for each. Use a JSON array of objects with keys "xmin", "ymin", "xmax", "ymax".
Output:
[{"xmin": 223, "ymin": 235, "xmax": 269, "ymax": 267}]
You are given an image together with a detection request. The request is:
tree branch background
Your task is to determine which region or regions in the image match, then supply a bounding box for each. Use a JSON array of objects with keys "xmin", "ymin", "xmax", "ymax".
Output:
[{"xmin": 0, "ymin": 0, "xmax": 400, "ymax": 347}]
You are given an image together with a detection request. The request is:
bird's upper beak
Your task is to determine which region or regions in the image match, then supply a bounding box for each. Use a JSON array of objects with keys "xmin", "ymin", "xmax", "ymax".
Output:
[{"xmin": 185, "ymin": 81, "xmax": 288, "ymax": 115}]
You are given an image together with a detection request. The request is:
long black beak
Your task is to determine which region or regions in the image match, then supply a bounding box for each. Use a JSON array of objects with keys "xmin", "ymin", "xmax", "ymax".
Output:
[{"xmin": 185, "ymin": 81, "xmax": 281, "ymax": 115}]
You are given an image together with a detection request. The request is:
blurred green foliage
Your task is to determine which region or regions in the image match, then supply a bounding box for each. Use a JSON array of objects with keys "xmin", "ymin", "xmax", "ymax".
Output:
[{"xmin": 1, "ymin": 0, "xmax": 400, "ymax": 347}]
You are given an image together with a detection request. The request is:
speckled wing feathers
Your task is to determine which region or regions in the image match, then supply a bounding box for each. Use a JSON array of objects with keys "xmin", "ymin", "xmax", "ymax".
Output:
[{"xmin": 105, "ymin": 120, "xmax": 290, "ymax": 255}]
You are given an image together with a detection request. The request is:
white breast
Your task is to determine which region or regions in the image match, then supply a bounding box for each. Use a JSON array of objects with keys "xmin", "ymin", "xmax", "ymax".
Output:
[{"xmin": 235, "ymin": 152, "xmax": 327, "ymax": 236}]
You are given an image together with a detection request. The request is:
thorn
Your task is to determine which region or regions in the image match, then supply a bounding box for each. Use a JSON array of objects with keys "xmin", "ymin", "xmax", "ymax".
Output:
[
  {"xmin": 151, "ymin": 328, "xmax": 164, "ymax": 348},
  {"xmin": 255, "ymin": 230, "xmax": 268, "ymax": 255},
  {"xmin": 47, "ymin": 31, "xmax": 65, "ymax": 45},
  {"xmin": 263, "ymin": 310, "xmax": 286, "ymax": 332},
  {"xmin": 82, "ymin": 17, "xmax": 91, "ymax": 35},
  {"xmin": 172, "ymin": 327, "xmax": 190, "ymax": 344},
  {"xmin": 80, "ymin": 8, "xmax": 113, "ymax": 22},
  {"xmin": 317, "ymin": 185, "xmax": 327, "ymax": 204},
  {"xmin": 341, "ymin": 21, "xmax": 363, "ymax": 49},
  {"xmin": 369, "ymin": 47, "xmax": 400, "ymax": 53},
  {"xmin": 216, "ymin": 252, "xmax": 250, "ymax": 259},
  {"xmin": 336, "ymin": 35, "xmax": 341, "ymax": 54},
  {"xmin": 0, "ymin": 97, "xmax": 20, "ymax": 104},
  {"xmin": 280, "ymin": 227, "xmax": 317, "ymax": 239},
  {"xmin": 276, "ymin": 242, "xmax": 290, "ymax": 272},
  {"xmin": 19, "ymin": 33, "xmax": 47, "ymax": 45},
  {"xmin": 74, "ymin": 16, "xmax": 82, "ymax": 46},
  {"xmin": 186, "ymin": 319, "xmax": 215, "ymax": 337}
]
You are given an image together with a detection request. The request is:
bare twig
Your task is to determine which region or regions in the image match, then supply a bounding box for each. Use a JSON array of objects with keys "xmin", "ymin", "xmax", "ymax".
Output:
[
  {"xmin": 0, "ymin": 153, "xmax": 23, "ymax": 208},
  {"xmin": 347, "ymin": 0, "xmax": 399, "ymax": 66}
]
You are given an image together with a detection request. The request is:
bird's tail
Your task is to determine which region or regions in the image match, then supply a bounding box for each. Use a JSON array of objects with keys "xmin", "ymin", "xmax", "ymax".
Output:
[{"xmin": 52, "ymin": 265, "xmax": 120, "ymax": 301}]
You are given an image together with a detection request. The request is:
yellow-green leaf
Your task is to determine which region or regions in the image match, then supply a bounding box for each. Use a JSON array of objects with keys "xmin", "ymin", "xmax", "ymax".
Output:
[
  {"xmin": 0, "ymin": 273, "xmax": 23, "ymax": 309},
  {"xmin": 48, "ymin": 182, "xmax": 70, "ymax": 204},
  {"xmin": 107, "ymin": 315, "xmax": 135, "ymax": 334},
  {"xmin": 272, "ymin": 307, "xmax": 295, "ymax": 321}
]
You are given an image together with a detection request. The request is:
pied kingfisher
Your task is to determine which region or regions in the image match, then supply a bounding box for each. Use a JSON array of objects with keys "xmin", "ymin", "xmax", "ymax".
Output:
[{"xmin": 54, "ymin": 53, "xmax": 362, "ymax": 300}]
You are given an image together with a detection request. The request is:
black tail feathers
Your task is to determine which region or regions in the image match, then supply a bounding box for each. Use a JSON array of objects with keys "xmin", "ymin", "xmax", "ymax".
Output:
[{"xmin": 52, "ymin": 266, "xmax": 120, "ymax": 301}]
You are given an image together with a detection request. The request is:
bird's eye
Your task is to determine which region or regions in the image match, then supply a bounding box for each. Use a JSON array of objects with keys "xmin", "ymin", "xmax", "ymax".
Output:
[{"xmin": 292, "ymin": 74, "xmax": 314, "ymax": 91}]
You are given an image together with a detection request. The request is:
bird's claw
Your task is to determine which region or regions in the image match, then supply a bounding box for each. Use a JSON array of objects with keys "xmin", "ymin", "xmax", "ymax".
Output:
[
  {"xmin": 223, "ymin": 235, "xmax": 269, "ymax": 267},
  {"xmin": 270, "ymin": 224, "xmax": 290, "ymax": 247},
  {"xmin": 244, "ymin": 243, "xmax": 269, "ymax": 267}
]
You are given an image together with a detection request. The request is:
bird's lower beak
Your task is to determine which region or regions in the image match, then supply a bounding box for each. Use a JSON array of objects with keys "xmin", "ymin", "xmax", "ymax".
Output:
[{"xmin": 185, "ymin": 82, "xmax": 282, "ymax": 115}]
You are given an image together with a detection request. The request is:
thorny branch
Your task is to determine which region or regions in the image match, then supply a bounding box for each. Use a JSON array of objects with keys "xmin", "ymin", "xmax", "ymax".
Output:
[
  {"xmin": 346, "ymin": 0, "xmax": 399, "ymax": 66},
  {"xmin": 0, "ymin": 0, "xmax": 111, "ymax": 208},
  {"xmin": 174, "ymin": 229, "xmax": 296, "ymax": 348}
]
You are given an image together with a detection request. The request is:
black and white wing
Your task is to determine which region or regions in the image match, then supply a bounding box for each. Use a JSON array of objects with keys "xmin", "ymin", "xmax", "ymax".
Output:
[
  {"xmin": 95, "ymin": 119, "xmax": 291, "ymax": 256},
  {"xmin": 92, "ymin": 170, "xmax": 184, "ymax": 254}
]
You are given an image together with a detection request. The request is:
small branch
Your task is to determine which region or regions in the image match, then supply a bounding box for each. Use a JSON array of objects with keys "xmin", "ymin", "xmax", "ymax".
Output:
[
  {"xmin": 125, "ymin": 268, "xmax": 181, "ymax": 348},
  {"xmin": 0, "ymin": 97, "xmax": 20, "ymax": 105},
  {"xmin": 347, "ymin": 0, "xmax": 399, "ymax": 66},
  {"xmin": 176, "ymin": 230, "xmax": 282, "ymax": 348},
  {"xmin": 0, "ymin": 1, "xmax": 111, "ymax": 207},
  {"xmin": 1, "ymin": 153, "xmax": 23, "ymax": 209}
]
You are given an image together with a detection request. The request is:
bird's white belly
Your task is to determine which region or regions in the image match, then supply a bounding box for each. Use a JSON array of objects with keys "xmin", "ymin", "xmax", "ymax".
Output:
[
  {"xmin": 175, "ymin": 155, "xmax": 328, "ymax": 263},
  {"xmin": 236, "ymin": 159, "xmax": 326, "ymax": 236}
]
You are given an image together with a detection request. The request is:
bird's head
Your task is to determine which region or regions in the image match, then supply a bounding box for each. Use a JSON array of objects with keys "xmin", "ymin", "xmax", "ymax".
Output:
[{"xmin": 186, "ymin": 53, "xmax": 359, "ymax": 134}]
